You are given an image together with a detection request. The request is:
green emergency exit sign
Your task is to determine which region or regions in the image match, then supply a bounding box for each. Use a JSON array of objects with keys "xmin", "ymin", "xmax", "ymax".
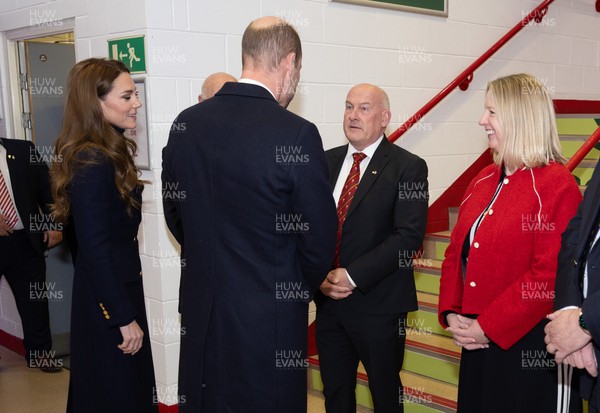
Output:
[{"xmin": 108, "ymin": 35, "xmax": 146, "ymax": 74}]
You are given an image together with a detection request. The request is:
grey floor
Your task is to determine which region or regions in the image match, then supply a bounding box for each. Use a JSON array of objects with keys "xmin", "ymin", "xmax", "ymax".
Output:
[
  {"xmin": 0, "ymin": 345, "xmax": 327, "ymax": 412},
  {"xmin": 0, "ymin": 346, "xmax": 69, "ymax": 413}
]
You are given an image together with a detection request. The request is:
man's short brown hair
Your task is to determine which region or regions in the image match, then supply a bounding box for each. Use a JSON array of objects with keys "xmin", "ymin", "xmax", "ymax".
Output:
[{"xmin": 242, "ymin": 19, "xmax": 302, "ymax": 72}]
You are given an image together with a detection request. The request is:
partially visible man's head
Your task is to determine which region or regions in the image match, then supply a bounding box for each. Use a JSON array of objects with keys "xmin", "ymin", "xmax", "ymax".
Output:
[
  {"xmin": 343, "ymin": 84, "xmax": 391, "ymax": 151},
  {"xmin": 198, "ymin": 72, "xmax": 237, "ymax": 103},
  {"xmin": 242, "ymin": 16, "xmax": 302, "ymax": 108}
]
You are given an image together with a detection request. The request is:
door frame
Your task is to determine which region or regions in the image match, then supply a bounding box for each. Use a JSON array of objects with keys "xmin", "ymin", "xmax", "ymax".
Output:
[{"xmin": 0, "ymin": 18, "xmax": 74, "ymax": 141}]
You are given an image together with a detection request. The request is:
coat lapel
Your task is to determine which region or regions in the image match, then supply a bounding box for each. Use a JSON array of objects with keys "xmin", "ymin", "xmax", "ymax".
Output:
[{"xmin": 346, "ymin": 137, "xmax": 391, "ymax": 217}]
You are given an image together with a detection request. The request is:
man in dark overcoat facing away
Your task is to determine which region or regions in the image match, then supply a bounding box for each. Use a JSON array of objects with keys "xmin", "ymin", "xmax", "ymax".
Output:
[{"xmin": 162, "ymin": 16, "xmax": 338, "ymax": 413}]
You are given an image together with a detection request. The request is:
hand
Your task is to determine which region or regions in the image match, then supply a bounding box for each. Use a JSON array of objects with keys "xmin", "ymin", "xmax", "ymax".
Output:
[
  {"xmin": 118, "ymin": 320, "xmax": 144, "ymax": 355},
  {"xmin": 446, "ymin": 314, "xmax": 490, "ymax": 350},
  {"xmin": 44, "ymin": 230, "xmax": 63, "ymax": 249},
  {"xmin": 545, "ymin": 309, "xmax": 591, "ymax": 363},
  {"xmin": 0, "ymin": 214, "xmax": 13, "ymax": 236},
  {"xmin": 319, "ymin": 268, "xmax": 355, "ymax": 300},
  {"xmin": 562, "ymin": 342, "xmax": 598, "ymax": 377}
]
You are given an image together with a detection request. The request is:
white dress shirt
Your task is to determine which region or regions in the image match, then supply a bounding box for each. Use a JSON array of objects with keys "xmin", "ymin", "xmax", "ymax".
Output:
[
  {"xmin": 332, "ymin": 136, "xmax": 384, "ymax": 204},
  {"xmin": 332, "ymin": 136, "xmax": 384, "ymax": 287}
]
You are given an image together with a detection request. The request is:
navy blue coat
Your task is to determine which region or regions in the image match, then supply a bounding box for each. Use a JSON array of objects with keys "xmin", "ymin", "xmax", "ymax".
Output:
[
  {"xmin": 67, "ymin": 152, "xmax": 156, "ymax": 413},
  {"xmin": 162, "ymin": 82, "xmax": 337, "ymax": 413}
]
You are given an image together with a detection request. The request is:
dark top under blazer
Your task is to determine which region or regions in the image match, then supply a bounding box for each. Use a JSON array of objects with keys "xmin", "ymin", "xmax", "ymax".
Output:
[
  {"xmin": 315, "ymin": 137, "xmax": 429, "ymax": 314},
  {"xmin": 162, "ymin": 82, "xmax": 338, "ymax": 413},
  {"xmin": 0, "ymin": 137, "xmax": 52, "ymax": 254}
]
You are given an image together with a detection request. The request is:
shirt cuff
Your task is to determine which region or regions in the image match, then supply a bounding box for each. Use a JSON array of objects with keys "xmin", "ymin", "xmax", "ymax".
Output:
[{"xmin": 345, "ymin": 269, "xmax": 357, "ymax": 288}]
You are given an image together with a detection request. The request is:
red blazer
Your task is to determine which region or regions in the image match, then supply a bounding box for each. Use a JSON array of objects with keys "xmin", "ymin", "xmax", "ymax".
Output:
[{"xmin": 438, "ymin": 163, "xmax": 581, "ymax": 349}]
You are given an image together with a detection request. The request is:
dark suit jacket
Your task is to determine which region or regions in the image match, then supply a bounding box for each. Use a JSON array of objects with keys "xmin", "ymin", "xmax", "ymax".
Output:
[
  {"xmin": 0, "ymin": 137, "xmax": 52, "ymax": 255},
  {"xmin": 555, "ymin": 161, "xmax": 600, "ymax": 402},
  {"xmin": 315, "ymin": 137, "xmax": 428, "ymax": 314},
  {"xmin": 162, "ymin": 82, "xmax": 338, "ymax": 413}
]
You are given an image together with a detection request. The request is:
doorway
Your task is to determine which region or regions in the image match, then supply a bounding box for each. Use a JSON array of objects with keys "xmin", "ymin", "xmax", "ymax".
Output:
[{"xmin": 13, "ymin": 32, "xmax": 75, "ymax": 360}]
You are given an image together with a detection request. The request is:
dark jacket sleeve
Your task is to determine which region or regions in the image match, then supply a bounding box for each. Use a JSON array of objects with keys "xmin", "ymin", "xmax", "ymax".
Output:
[
  {"xmin": 348, "ymin": 156, "xmax": 429, "ymax": 292},
  {"xmin": 290, "ymin": 123, "xmax": 338, "ymax": 294},
  {"xmin": 70, "ymin": 158, "xmax": 137, "ymax": 328},
  {"xmin": 560, "ymin": 163, "xmax": 600, "ymax": 340},
  {"xmin": 161, "ymin": 149, "xmax": 184, "ymax": 246},
  {"xmin": 554, "ymin": 208, "xmax": 583, "ymax": 310},
  {"xmin": 554, "ymin": 162, "xmax": 600, "ymax": 311}
]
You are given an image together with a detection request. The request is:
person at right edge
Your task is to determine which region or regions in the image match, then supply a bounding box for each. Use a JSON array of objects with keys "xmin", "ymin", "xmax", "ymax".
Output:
[
  {"xmin": 438, "ymin": 73, "xmax": 582, "ymax": 413},
  {"xmin": 315, "ymin": 83, "xmax": 429, "ymax": 413},
  {"xmin": 545, "ymin": 118, "xmax": 600, "ymax": 410}
]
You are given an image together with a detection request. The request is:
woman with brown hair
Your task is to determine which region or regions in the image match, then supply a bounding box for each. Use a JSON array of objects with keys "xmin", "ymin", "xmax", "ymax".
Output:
[{"xmin": 51, "ymin": 58, "xmax": 156, "ymax": 412}]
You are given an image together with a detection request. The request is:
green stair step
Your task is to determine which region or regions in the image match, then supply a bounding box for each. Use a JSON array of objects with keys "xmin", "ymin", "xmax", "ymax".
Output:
[
  {"xmin": 572, "ymin": 164, "xmax": 596, "ymax": 186},
  {"xmin": 423, "ymin": 232, "xmax": 451, "ymax": 261},
  {"xmin": 414, "ymin": 268, "xmax": 441, "ymax": 296},
  {"xmin": 308, "ymin": 360, "xmax": 459, "ymax": 412},
  {"xmin": 408, "ymin": 310, "xmax": 450, "ymax": 338},
  {"xmin": 404, "ymin": 350, "xmax": 460, "ymax": 385},
  {"xmin": 557, "ymin": 118, "xmax": 600, "ymax": 135},
  {"xmin": 560, "ymin": 139, "xmax": 600, "ymax": 159}
]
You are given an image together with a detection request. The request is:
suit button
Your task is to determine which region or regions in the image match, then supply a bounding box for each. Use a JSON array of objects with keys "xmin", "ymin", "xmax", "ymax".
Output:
[
  {"xmin": 473, "ymin": 242, "xmax": 480, "ymax": 248},
  {"xmin": 469, "ymin": 281, "xmax": 476, "ymax": 287},
  {"xmin": 488, "ymin": 209, "xmax": 494, "ymax": 215},
  {"xmin": 139, "ymin": 271, "xmax": 143, "ymax": 277},
  {"xmin": 503, "ymin": 178, "xmax": 509, "ymax": 184},
  {"xmin": 573, "ymin": 260, "xmax": 578, "ymax": 266}
]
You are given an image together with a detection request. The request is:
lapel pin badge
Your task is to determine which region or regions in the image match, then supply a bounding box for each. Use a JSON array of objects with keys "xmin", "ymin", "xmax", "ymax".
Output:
[{"xmin": 371, "ymin": 170, "xmax": 377, "ymax": 175}]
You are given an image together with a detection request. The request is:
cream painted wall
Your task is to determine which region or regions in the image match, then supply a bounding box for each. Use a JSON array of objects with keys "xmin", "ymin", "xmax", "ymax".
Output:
[{"xmin": 0, "ymin": 0, "xmax": 598, "ymax": 405}]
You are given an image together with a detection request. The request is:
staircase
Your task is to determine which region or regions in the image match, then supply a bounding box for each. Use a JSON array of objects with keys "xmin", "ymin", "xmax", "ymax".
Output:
[
  {"xmin": 308, "ymin": 115, "xmax": 600, "ymax": 412},
  {"xmin": 558, "ymin": 117, "xmax": 600, "ymax": 188}
]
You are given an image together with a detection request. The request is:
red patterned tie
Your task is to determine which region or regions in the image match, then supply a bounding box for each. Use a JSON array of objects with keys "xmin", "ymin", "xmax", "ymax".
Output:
[
  {"xmin": 0, "ymin": 170, "xmax": 18, "ymax": 229},
  {"xmin": 333, "ymin": 152, "xmax": 367, "ymax": 267}
]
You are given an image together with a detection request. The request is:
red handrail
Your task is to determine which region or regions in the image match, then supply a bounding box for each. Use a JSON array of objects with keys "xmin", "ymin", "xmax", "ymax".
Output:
[
  {"xmin": 388, "ymin": 0, "xmax": 556, "ymax": 143},
  {"xmin": 566, "ymin": 125, "xmax": 600, "ymax": 172}
]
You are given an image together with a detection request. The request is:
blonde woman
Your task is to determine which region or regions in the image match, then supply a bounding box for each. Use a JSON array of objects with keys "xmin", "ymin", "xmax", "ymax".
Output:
[{"xmin": 438, "ymin": 73, "xmax": 581, "ymax": 412}]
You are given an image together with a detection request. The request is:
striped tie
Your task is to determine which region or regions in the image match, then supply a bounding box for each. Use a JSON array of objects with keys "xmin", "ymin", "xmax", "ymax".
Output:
[
  {"xmin": 0, "ymin": 170, "xmax": 18, "ymax": 229},
  {"xmin": 333, "ymin": 152, "xmax": 366, "ymax": 268}
]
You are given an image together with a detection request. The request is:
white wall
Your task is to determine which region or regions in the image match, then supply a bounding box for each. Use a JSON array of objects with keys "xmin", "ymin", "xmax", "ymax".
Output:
[{"xmin": 0, "ymin": 0, "xmax": 599, "ymax": 405}]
